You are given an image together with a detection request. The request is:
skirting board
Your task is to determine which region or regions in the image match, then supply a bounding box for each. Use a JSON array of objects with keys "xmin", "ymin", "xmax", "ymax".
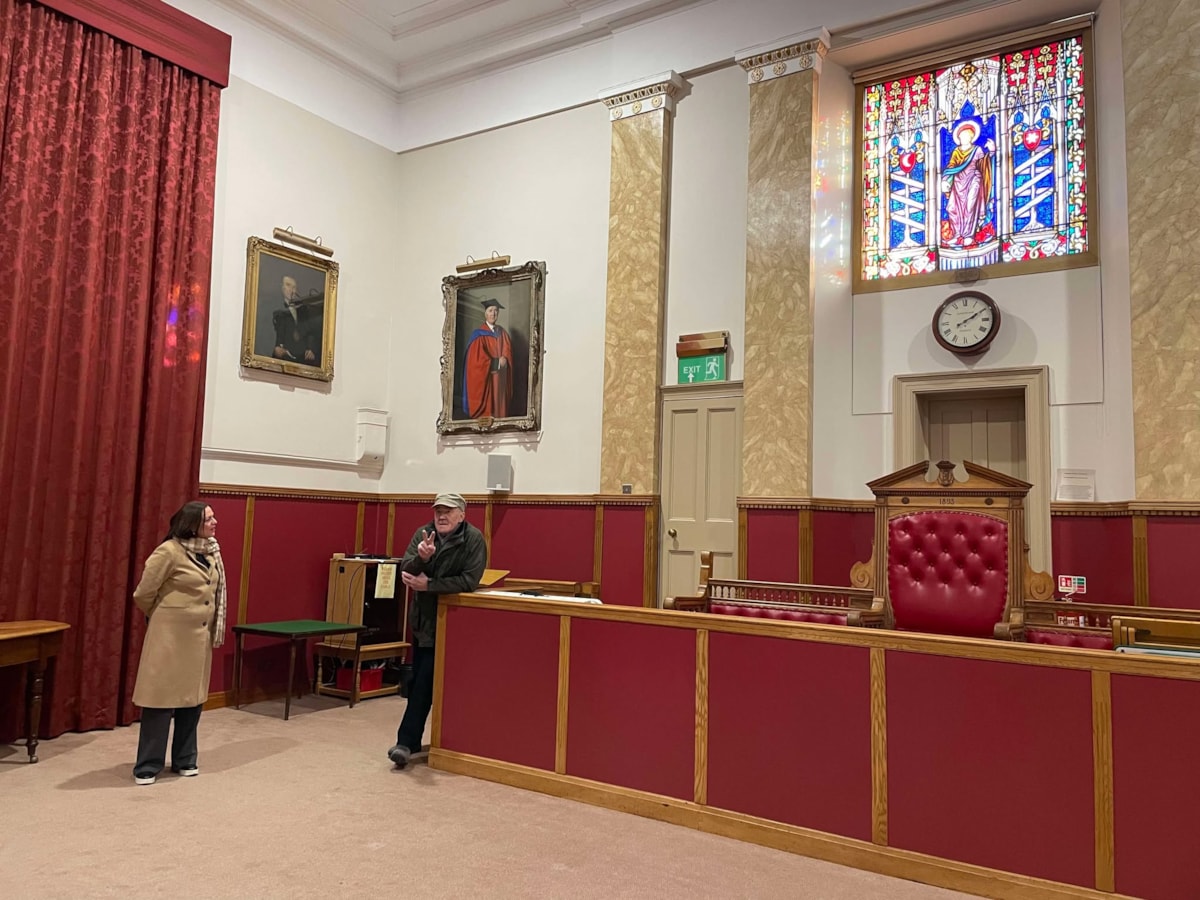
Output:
[{"xmin": 429, "ymin": 748, "xmax": 1132, "ymax": 900}]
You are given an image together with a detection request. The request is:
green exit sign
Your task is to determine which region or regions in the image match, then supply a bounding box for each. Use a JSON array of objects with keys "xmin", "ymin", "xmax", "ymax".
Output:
[{"xmin": 678, "ymin": 353, "xmax": 726, "ymax": 384}]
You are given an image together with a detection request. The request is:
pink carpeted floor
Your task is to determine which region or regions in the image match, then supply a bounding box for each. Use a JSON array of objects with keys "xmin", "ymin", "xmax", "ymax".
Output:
[{"xmin": 0, "ymin": 694, "xmax": 969, "ymax": 899}]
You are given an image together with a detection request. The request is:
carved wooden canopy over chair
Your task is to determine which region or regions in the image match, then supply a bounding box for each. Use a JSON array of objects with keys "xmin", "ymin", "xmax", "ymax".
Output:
[{"xmin": 850, "ymin": 460, "xmax": 1054, "ymax": 640}]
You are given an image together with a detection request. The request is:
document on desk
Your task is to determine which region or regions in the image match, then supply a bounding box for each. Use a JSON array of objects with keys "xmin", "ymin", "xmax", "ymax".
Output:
[{"xmin": 375, "ymin": 563, "xmax": 397, "ymax": 599}]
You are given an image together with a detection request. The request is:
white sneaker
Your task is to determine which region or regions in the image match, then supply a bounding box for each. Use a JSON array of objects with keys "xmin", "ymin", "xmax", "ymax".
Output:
[
  {"xmin": 134, "ymin": 775, "xmax": 156, "ymax": 785},
  {"xmin": 176, "ymin": 767, "xmax": 199, "ymax": 777}
]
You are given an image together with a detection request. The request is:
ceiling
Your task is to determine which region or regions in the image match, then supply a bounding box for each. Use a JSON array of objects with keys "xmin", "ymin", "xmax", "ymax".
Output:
[{"xmin": 215, "ymin": 0, "xmax": 712, "ymax": 98}]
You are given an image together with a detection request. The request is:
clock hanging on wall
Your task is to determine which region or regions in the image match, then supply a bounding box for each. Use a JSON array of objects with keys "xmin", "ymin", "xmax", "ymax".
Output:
[{"xmin": 932, "ymin": 290, "xmax": 1001, "ymax": 356}]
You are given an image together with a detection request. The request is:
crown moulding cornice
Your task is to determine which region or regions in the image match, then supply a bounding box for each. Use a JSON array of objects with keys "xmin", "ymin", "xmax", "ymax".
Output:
[{"xmin": 214, "ymin": 0, "xmax": 711, "ymax": 106}]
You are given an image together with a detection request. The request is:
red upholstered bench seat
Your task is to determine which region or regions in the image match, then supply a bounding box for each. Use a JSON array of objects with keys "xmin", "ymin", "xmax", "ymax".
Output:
[
  {"xmin": 710, "ymin": 601, "xmax": 850, "ymax": 625},
  {"xmin": 665, "ymin": 562, "xmax": 885, "ymax": 627},
  {"xmin": 1025, "ymin": 627, "xmax": 1114, "ymax": 650}
]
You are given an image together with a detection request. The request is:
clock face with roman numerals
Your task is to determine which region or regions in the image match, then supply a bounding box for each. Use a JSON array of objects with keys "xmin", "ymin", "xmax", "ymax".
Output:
[{"xmin": 932, "ymin": 290, "xmax": 1001, "ymax": 355}]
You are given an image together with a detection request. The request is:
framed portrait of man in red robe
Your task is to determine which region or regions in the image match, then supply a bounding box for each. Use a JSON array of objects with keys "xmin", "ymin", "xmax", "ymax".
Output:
[{"xmin": 438, "ymin": 260, "xmax": 546, "ymax": 435}]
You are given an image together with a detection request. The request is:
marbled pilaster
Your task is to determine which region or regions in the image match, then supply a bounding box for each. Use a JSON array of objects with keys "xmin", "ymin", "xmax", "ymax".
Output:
[
  {"xmin": 1125, "ymin": 0, "xmax": 1200, "ymax": 499},
  {"xmin": 598, "ymin": 73, "xmax": 682, "ymax": 493},
  {"xmin": 737, "ymin": 31, "xmax": 828, "ymax": 497}
]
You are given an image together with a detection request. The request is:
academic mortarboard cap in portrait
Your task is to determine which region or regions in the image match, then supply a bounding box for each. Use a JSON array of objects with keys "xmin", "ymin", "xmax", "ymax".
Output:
[{"xmin": 481, "ymin": 299, "xmax": 505, "ymax": 310}]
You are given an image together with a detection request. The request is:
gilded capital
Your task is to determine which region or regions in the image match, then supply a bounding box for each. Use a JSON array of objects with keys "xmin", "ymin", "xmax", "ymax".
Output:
[
  {"xmin": 599, "ymin": 71, "xmax": 685, "ymax": 121},
  {"xmin": 735, "ymin": 28, "xmax": 830, "ymax": 84}
]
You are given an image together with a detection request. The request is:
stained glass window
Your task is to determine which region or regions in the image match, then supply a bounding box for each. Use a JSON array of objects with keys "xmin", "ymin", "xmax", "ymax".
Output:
[{"xmin": 858, "ymin": 33, "xmax": 1090, "ymax": 284}]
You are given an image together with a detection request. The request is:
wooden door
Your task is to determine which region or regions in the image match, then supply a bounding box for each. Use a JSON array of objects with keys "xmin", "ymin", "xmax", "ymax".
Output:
[
  {"xmin": 923, "ymin": 393, "xmax": 1027, "ymax": 481},
  {"xmin": 659, "ymin": 386, "xmax": 743, "ymax": 606}
]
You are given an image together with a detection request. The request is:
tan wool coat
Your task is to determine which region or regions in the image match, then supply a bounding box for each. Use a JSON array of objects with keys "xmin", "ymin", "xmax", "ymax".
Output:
[{"xmin": 131, "ymin": 540, "xmax": 218, "ymax": 709}]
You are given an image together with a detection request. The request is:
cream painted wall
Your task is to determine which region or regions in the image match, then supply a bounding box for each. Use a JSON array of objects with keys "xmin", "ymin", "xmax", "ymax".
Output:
[
  {"xmin": 664, "ymin": 65, "xmax": 750, "ymax": 383},
  {"xmin": 200, "ymin": 77, "xmax": 401, "ymax": 491},
  {"xmin": 813, "ymin": 1, "xmax": 1135, "ymax": 500},
  {"xmin": 382, "ymin": 104, "xmax": 612, "ymax": 494},
  {"xmin": 190, "ymin": 1, "xmax": 1133, "ymax": 502},
  {"xmin": 813, "ymin": 61, "xmax": 894, "ymax": 495}
]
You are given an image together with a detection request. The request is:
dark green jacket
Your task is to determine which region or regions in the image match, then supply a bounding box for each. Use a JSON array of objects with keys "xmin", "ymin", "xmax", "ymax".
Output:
[{"xmin": 401, "ymin": 520, "xmax": 487, "ymax": 647}]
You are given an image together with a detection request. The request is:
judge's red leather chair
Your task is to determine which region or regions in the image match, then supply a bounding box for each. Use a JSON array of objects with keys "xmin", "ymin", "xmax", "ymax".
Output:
[{"xmin": 851, "ymin": 460, "xmax": 1054, "ymax": 641}]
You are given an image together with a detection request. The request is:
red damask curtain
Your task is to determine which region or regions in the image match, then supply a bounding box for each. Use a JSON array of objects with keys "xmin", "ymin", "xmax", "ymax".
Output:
[{"xmin": 0, "ymin": 0, "xmax": 220, "ymax": 740}]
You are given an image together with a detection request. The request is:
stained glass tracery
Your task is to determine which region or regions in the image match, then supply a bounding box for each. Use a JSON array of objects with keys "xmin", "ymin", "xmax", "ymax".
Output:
[{"xmin": 860, "ymin": 34, "xmax": 1089, "ymax": 282}]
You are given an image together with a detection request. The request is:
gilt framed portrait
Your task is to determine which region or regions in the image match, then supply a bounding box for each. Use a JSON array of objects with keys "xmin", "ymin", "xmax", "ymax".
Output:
[
  {"xmin": 240, "ymin": 237, "xmax": 339, "ymax": 382},
  {"xmin": 438, "ymin": 260, "xmax": 546, "ymax": 435}
]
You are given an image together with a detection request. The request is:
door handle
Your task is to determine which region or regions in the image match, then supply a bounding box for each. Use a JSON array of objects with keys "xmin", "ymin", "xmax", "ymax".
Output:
[{"xmin": 667, "ymin": 528, "xmax": 677, "ymax": 538}]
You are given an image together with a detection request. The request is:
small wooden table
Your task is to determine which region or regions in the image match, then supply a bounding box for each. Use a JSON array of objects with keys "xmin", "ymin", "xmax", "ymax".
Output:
[
  {"xmin": 315, "ymin": 639, "xmax": 410, "ymax": 706},
  {"xmin": 232, "ymin": 620, "xmax": 366, "ymax": 721},
  {"xmin": 0, "ymin": 620, "xmax": 70, "ymax": 763}
]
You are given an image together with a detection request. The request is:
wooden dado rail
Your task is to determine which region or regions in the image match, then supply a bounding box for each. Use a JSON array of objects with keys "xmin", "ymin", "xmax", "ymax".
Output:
[{"xmin": 431, "ymin": 593, "xmax": 1200, "ymax": 900}]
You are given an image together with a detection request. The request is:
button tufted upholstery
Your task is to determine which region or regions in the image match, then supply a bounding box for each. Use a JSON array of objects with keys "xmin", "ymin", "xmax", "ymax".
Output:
[
  {"xmin": 710, "ymin": 602, "xmax": 849, "ymax": 625},
  {"xmin": 1026, "ymin": 628, "xmax": 1114, "ymax": 650},
  {"xmin": 887, "ymin": 511, "xmax": 1009, "ymax": 638}
]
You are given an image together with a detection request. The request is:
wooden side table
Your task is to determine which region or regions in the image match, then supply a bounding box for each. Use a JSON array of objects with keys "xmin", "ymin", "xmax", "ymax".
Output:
[
  {"xmin": 315, "ymin": 639, "xmax": 410, "ymax": 707},
  {"xmin": 0, "ymin": 620, "xmax": 70, "ymax": 763}
]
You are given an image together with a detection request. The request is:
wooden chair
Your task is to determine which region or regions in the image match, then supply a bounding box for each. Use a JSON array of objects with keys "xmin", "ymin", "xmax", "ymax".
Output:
[{"xmin": 850, "ymin": 460, "xmax": 1054, "ymax": 640}]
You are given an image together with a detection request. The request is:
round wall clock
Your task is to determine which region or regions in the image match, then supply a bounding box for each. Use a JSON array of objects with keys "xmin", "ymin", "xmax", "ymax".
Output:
[{"xmin": 932, "ymin": 290, "xmax": 1001, "ymax": 355}]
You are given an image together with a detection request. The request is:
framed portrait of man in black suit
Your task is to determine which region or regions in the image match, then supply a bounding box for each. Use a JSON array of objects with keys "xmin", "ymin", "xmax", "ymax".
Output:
[
  {"xmin": 240, "ymin": 237, "xmax": 339, "ymax": 382},
  {"xmin": 438, "ymin": 260, "xmax": 546, "ymax": 435}
]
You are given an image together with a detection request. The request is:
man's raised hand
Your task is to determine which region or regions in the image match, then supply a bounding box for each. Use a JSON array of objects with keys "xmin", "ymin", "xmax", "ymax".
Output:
[{"xmin": 417, "ymin": 529, "xmax": 436, "ymax": 561}]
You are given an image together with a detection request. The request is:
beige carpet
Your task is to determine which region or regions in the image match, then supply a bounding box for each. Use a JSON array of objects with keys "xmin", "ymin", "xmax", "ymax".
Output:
[{"xmin": 1, "ymin": 694, "xmax": 968, "ymax": 899}]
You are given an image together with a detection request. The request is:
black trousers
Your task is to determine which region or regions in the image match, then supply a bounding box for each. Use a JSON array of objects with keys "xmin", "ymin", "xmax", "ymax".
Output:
[
  {"xmin": 134, "ymin": 705, "xmax": 202, "ymax": 778},
  {"xmin": 396, "ymin": 646, "xmax": 435, "ymax": 752}
]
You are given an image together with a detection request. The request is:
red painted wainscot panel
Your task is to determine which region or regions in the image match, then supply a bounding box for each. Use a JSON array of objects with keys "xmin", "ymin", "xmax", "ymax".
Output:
[
  {"xmin": 491, "ymin": 504, "xmax": 594, "ymax": 582},
  {"xmin": 812, "ymin": 510, "xmax": 875, "ymax": 587},
  {"xmin": 567, "ymin": 619, "xmax": 694, "ymax": 799},
  {"xmin": 1051, "ymin": 516, "xmax": 1135, "ymax": 605},
  {"xmin": 600, "ymin": 505, "xmax": 646, "ymax": 606},
  {"xmin": 707, "ymin": 633, "xmax": 872, "ymax": 839},
  {"xmin": 439, "ymin": 605, "xmax": 560, "ymax": 771},
  {"xmin": 200, "ymin": 494, "xmax": 246, "ymax": 693},
  {"xmin": 240, "ymin": 497, "xmax": 357, "ymax": 692},
  {"xmin": 360, "ymin": 502, "xmax": 388, "ymax": 557},
  {"xmin": 745, "ymin": 508, "xmax": 800, "ymax": 583},
  {"xmin": 1146, "ymin": 518, "xmax": 1200, "ymax": 609},
  {"xmin": 248, "ymin": 497, "xmax": 357, "ymax": 622},
  {"xmin": 1112, "ymin": 674, "xmax": 1200, "ymax": 900},
  {"xmin": 887, "ymin": 652, "xmax": 1094, "ymax": 888},
  {"xmin": 391, "ymin": 503, "xmax": 434, "ymax": 557}
]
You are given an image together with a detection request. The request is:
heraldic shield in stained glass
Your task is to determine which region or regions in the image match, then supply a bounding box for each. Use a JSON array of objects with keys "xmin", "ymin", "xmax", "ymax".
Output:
[{"xmin": 860, "ymin": 34, "xmax": 1088, "ymax": 282}]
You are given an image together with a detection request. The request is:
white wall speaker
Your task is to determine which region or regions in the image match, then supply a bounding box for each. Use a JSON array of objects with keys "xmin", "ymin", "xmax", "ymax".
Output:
[{"xmin": 487, "ymin": 453, "xmax": 513, "ymax": 492}]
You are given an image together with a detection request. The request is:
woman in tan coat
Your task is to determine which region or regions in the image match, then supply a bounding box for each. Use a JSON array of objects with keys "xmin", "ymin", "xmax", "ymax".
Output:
[{"xmin": 131, "ymin": 501, "xmax": 227, "ymax": 785}]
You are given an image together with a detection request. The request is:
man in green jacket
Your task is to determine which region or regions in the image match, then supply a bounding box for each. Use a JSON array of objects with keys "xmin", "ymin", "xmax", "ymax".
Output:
[{"xmin": 388, "ymin": 492, "xmax": 487, "ymax": 769}]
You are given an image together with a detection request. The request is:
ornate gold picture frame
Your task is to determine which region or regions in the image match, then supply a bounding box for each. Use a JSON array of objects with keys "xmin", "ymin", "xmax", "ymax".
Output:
[
  {"xmin": 438, "ymin": 260, "xmax": 546, "ymax": 435},
  {"xmin": 240, "ymin": 237, "xmax": 338, "ymax": 382}
]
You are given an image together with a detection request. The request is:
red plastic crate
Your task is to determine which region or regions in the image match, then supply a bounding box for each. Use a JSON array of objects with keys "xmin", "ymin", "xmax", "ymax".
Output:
[{"xmin": 336, "ymin": 666, "xmax": 383, "ymax": 693}]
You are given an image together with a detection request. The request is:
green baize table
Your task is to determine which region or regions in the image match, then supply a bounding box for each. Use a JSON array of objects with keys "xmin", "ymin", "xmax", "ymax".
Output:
[{"xmin": 232, "ymin": 620, "xmax": 367, "ymax": 720}]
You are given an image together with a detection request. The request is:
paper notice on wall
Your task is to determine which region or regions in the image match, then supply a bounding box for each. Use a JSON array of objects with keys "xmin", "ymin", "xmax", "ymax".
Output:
[
  {"xmin": 375, "ymin": 563, "xmax": 396, "ymax": 599},
  {"xmin": 1055, "ymin": 468, "xmax": 1096, "ymax": 502}
]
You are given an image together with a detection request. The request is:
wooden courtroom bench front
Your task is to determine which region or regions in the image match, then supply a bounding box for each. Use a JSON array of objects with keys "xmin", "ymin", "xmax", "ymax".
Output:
[
  {"xmin": 1024, "ymin": 600, "xmax": 1200, "ymax": 651},
  {"xmin": 665, "ymin": 553, "xmax": 885, "ymax": 627}
]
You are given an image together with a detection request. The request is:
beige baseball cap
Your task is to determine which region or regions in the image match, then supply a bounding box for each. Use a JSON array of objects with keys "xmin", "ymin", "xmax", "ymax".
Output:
[{"xmin": 432, "ymin": 492, "xmax": 466, "ymax": 511}]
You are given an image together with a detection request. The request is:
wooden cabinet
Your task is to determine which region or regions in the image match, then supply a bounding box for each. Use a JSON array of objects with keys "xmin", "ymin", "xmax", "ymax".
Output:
[{"xmin": 315, "ymin": 555, "xmax": 410, "ymax": 705}]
